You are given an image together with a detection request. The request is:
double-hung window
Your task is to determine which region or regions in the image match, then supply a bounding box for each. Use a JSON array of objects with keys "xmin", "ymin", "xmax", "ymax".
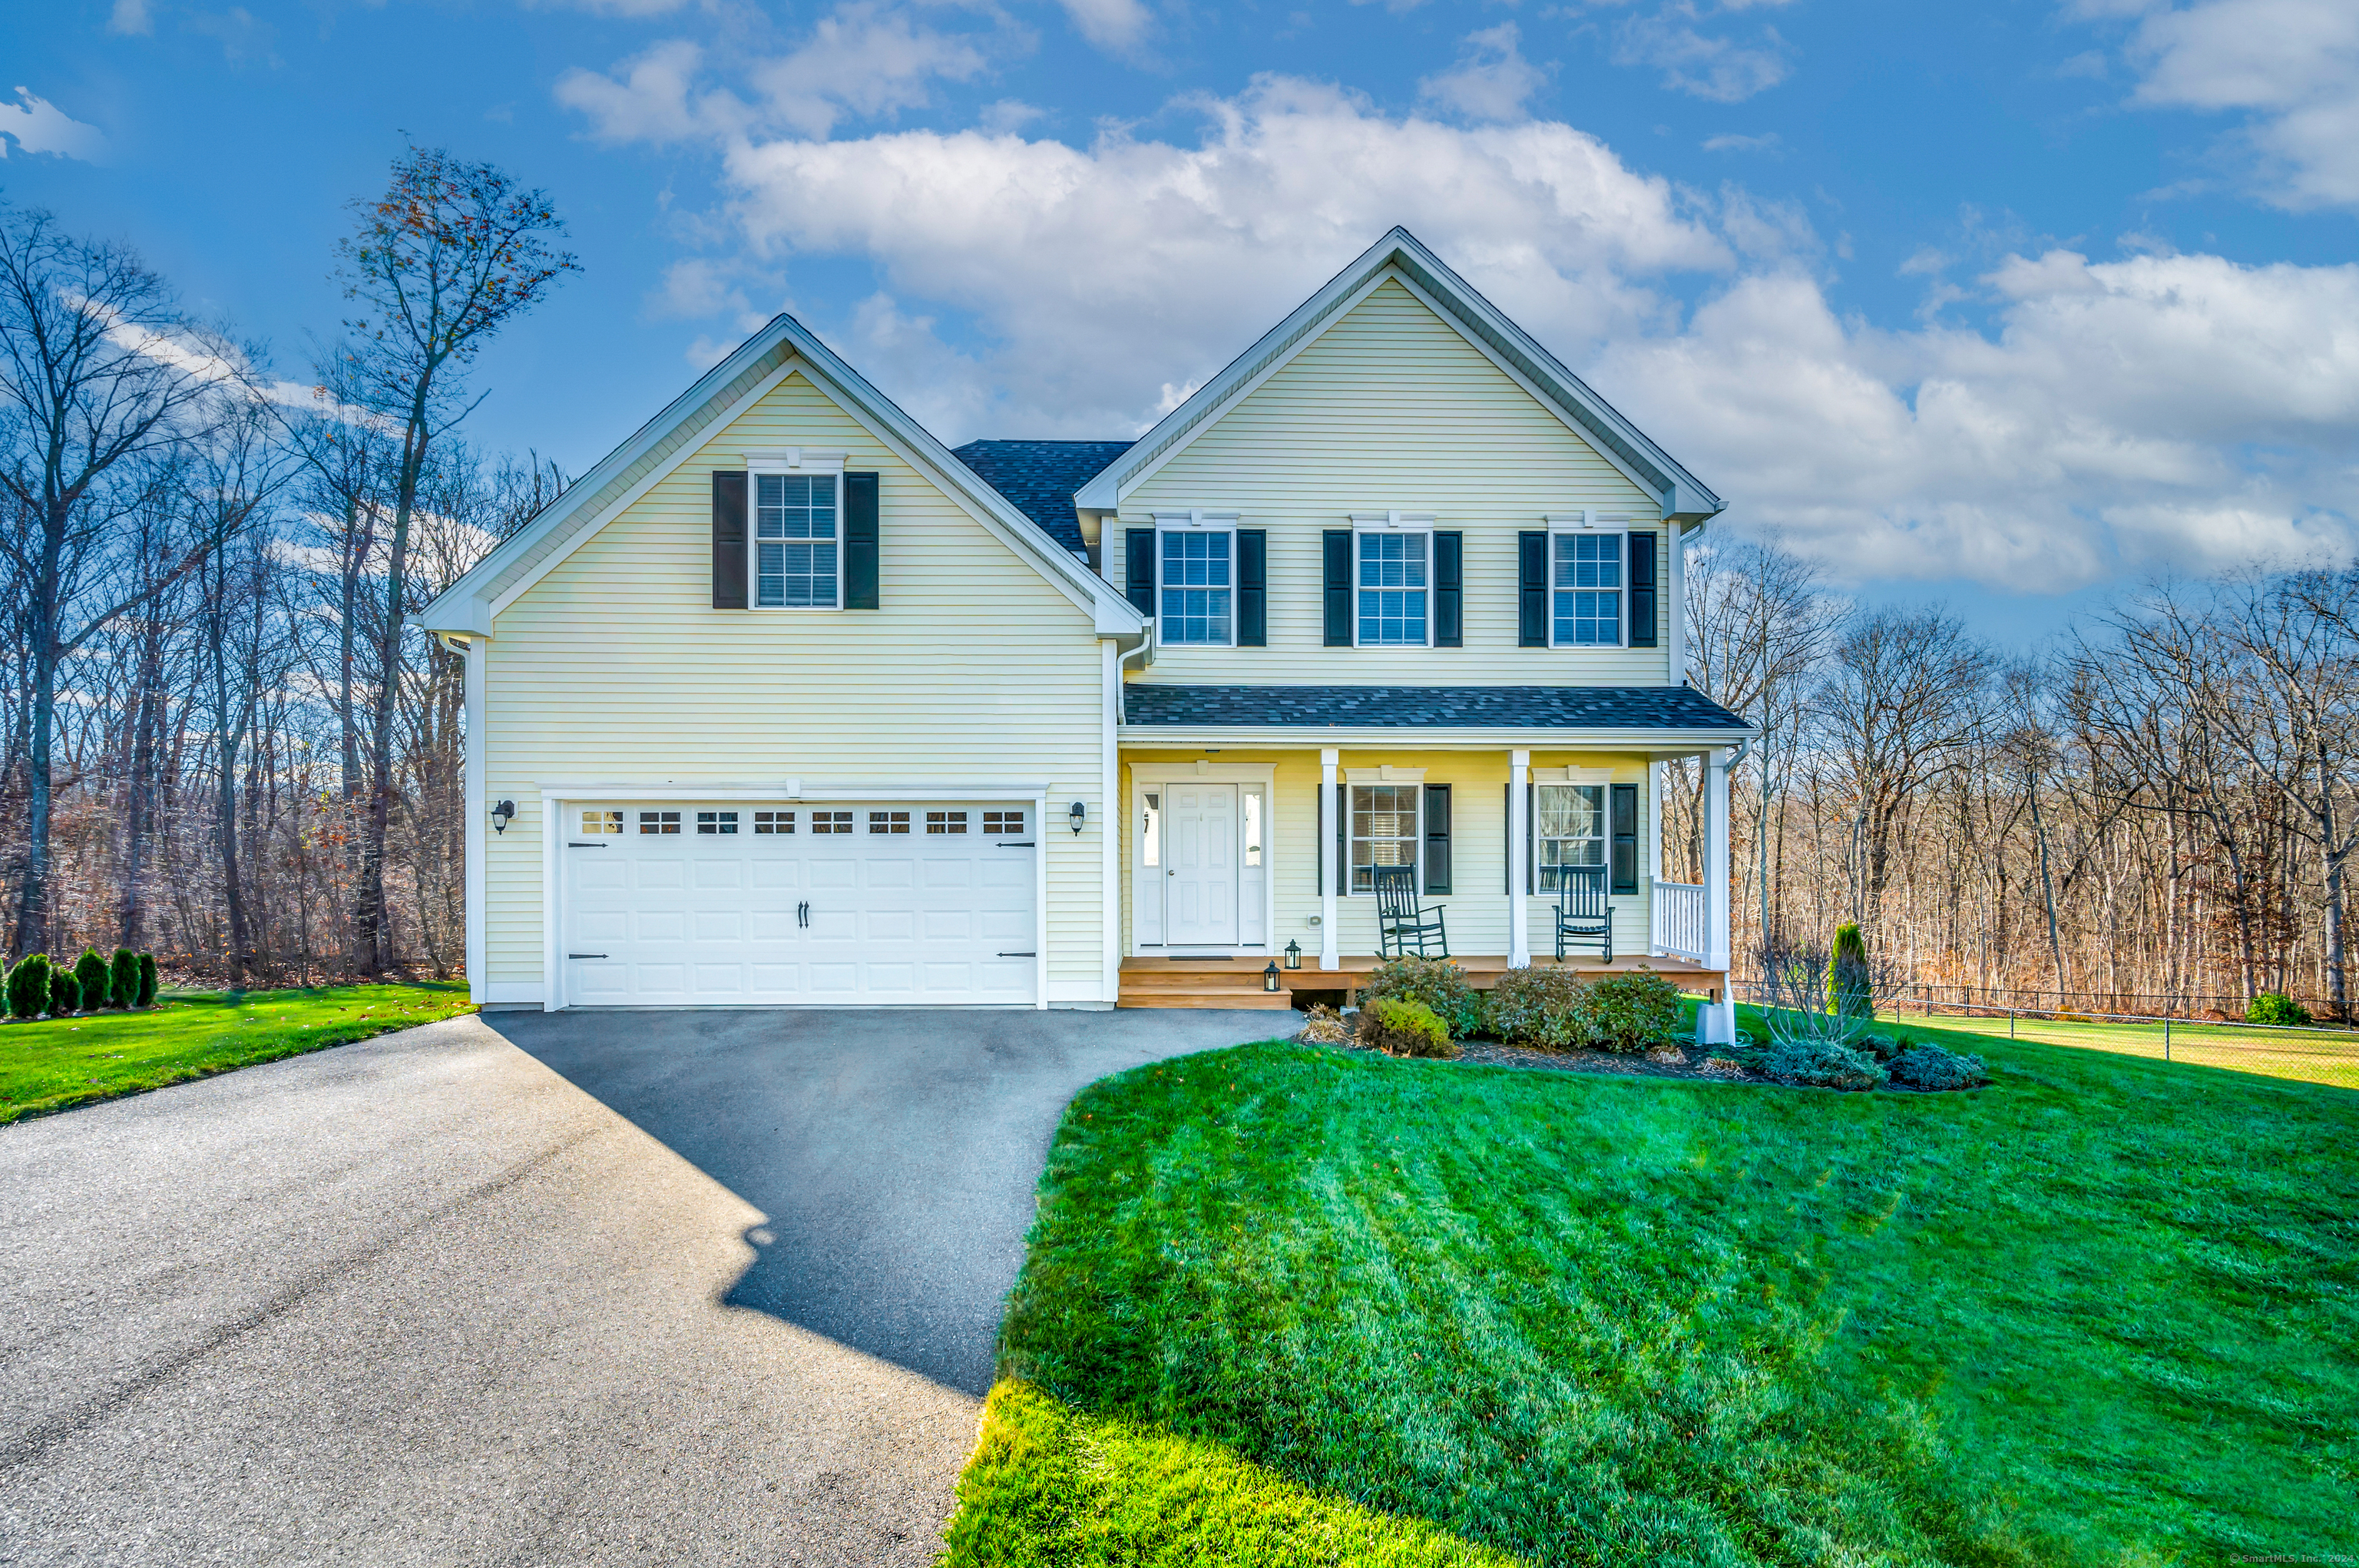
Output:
[
  {"xmin": 1353, "ymin": 513, "xmax": 1432, "ymax": 647},
  {"xmin": 1350, "ymin": 783, "xmax": 1421, "ymax": 893},
  {"xmin": 1155, "ymin": 513, "xmax": 1236, "ymax": 645},
  {"xmin": 1535, "ymin": 784, "xmax": 1606, "ymax": 892},
  {"xmin": 1550, "ymin": 518, "xmax": 1624, "ymax": 647},
  {"xmin": 753, "ymin": 465, "xmax": 841, "ymax": 609}
]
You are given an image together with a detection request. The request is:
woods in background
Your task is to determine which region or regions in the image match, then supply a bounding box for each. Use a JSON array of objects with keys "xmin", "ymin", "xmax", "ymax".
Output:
[
  {"xmin": 0, "ymin": 147, "xmax": 574, "ymax": 981},
  {"xmin": 1665, "ymin": 541, "xmax": 2359, "ymax": 1020}
]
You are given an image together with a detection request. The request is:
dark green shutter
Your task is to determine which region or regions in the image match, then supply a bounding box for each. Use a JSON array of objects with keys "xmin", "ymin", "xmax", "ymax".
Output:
[
  {"xmin": 1627, "ymin": 531, "xmax": 1657, "ymax": 647},
  {"xmin": 1237, "ymin": 529, "xmax": 1266, "ymax": 646},
  {"xmin": 1126, "ymin": 529, "xmax": 1156, "ymax": 617},
  {"xmin": 711, "ymin": 471, "xmax": 747, "ymax": 610},
  {"xmin": 1518, "ymin": 531, "xmax": 1547, "ymax": 646},
  {"xmin": 1323, "ymin": 530, "xmax": 1352, "ymax": 646},
  {"xmin": 1424, "ymin": 783, "xmax": 1451, "ymax": 894},
  {"xmin": 844, "ymin": 471, "xmax": 879, "ymax": 609},
  {"xmin": 1527, "ymin": 782, "xmax": 1537, "ymax": 895},
  {"xmin": 1610, "ymin": 782, "xmax": 1639, "ymax": 895},
  {"xmin": 1433, "ymin": 531, "xmax": 1462, "ymax": 647}
]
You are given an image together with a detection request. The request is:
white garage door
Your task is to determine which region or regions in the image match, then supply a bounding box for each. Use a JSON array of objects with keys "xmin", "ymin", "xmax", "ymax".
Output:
[{"xmin": 561, "ymin": 802, "xmax": 1037, "ymax": 1007}]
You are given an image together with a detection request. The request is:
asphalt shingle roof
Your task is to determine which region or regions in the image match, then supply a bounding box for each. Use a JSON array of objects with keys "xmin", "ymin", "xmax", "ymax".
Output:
[
  {"xmin": 951, "ymin": 439, "xmax": 1134, "ymax": 554},
  {"xmin": 1122, "ymin": 684, "xmax": 1752, "ymax": 732}
]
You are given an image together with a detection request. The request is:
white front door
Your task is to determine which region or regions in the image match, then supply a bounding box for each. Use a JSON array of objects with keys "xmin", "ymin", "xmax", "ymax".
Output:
[{"xmin": 1164, "ymin": 785, "xmax": 1237, "ymax": 948}]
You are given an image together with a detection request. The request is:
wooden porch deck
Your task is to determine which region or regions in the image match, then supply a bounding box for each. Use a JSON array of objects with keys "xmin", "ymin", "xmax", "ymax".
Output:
[{"xmin": 1116, "ymin": 954, "xmax": 1728, "ymax": 1011}]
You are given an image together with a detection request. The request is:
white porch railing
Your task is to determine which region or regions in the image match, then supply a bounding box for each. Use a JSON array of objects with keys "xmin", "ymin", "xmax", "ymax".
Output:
[{"xmin": 1651, "ymin": 880, "xmax": 1709, "ymax": 964}]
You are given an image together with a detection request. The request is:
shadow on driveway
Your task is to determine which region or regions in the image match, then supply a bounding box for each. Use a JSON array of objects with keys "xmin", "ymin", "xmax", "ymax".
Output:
[{"xmin": 481, "ymin": 1006, "xmax": 1285, "ymax": 1396}]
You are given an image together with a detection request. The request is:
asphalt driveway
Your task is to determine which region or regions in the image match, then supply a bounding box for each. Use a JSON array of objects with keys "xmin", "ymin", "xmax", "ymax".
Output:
[{"xmin": 0, "ymin": 1005, "xmax": 1284, "ymax": 1566}]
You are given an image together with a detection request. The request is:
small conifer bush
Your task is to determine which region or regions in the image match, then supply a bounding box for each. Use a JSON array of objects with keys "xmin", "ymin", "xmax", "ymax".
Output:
[
  {"xmin": 74, "ymin": 950, "xmax": 110, "ymax": 1012},
  {"xmin": 1757, "ymin": 1037, "xmax": 1885, "ymax": 1091},
  {"xmin": 109, "ymin": 948, "xmax": 140, "ymax": 1009},
  {"xmin": 8, "ymin": 954, "xmax": 53, "ymax": 1020},
  {"xmin": 48, "ymin": 969, "xmax": 81, "ymax": 1017},
  {"xmin": 137, "ymin": 952, "xmax": 159, "ymax": 1008},
  {"xmin": 1356, "ymin": 996, "xmax": 1456, "ymax": 1058},
  {"xmin": 1826, "ymin": 922, "xmax": 1872, "ymax": 1021},
  {"xmin": 1888, "ymin": 1044, "xmax": 1988, "ymax": 1090},
  {"xmin": 2246, "ymin": 992, "xmax": 2311, "ymax": 1027}
]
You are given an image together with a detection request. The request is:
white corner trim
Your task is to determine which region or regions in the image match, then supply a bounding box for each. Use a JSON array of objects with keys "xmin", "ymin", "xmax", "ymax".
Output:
[{"xmin": 463, "ymin": 637, "xmax": 485, "ymax": 1004}]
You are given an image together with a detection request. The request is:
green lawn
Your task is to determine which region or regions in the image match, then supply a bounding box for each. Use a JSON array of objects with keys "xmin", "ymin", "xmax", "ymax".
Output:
[
  {"xmin": 0, "ymin": 982, "xmax": 475, "ymax": 1123},
  {"xmin": 1865, "ymin": 1007, "xmax": 2359, "ymax": 1091},
  {"xmin": 952, "ymin": 1027, "xmax": 2359, "ymax": 1566}
]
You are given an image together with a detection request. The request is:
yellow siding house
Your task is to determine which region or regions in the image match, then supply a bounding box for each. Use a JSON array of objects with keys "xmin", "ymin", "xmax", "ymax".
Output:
[{"xmin": 422, "ymin": 228, "xmax": 1754, "ymax": 1040}]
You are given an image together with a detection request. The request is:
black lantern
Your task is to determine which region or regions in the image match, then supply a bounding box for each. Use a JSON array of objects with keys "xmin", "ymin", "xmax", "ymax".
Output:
[
  {"xmin": 1284, "ymin": 939, "xmax": 1302, "ymax": 970},
  {"xmin": 1068, "ymin": 801, "xmax": 1087, "ymax": 835},
  {"xmin": 1263, "ymin": 961, "xmax": 1281, "ymax": 993},
  {"xmin": 490, "ymin": 799, "xmax": 516, "ymax": 835}
]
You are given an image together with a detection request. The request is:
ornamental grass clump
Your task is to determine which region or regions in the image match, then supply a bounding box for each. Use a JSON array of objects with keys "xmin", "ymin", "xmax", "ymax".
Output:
[
  {"xmin": 109, "ymin": 948, "xmax": 140, "ymax": 1010},
  {"xmin": 1888, "ymin": 1043, "xmax": 1988, "ymax": 1090},
  {"xmin": 1358, "ymin": 956, "xmax": 1483, "ymax": 1040},
  {"xmin": 1356, "ymin": 996, "xmax": 1456, "ymax": 1059},
  {"xmin": 6, "ymin": 954, "xmax": 51, "ymax": 1020},
  {"xmin": 1487, "ymin": 965, "xmax": 1589, "ymax": 1051},
  {"xmin": 1582, "ymin": 970, "xmax": 1685, "ymax": 1054},
  {"xmin": 73, "ymin": 950, "xmax": 110, "ymax": 1012}
]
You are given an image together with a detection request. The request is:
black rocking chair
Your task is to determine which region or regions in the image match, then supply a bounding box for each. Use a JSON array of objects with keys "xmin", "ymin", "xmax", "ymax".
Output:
[
  {"xmin": 1554, "ymin": 865, "xmax": 1613, "ymax": 963},
  {"xmin": 1373, "ymin": 865, "xmax": 1448, "ymax": 958}
]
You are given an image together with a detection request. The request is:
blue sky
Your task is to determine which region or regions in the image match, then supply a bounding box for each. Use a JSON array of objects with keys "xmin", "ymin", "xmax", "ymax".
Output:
[{"xmin": 10, "ymin": 0, "xmax": 2358, "ymax": 640}]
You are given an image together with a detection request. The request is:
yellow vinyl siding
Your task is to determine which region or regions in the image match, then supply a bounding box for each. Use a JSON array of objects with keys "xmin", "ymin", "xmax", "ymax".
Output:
[
  {"xmin": 1120, "ymin": 748, "xmax": 1659, "ymax": 961},
  {"xmin": 481, "ymin": 367, "xmax": 1107, "ymax": 994},
  {"xmin": 1120, "ymin": 277, "xmax": 1672, "ymax": 685}
]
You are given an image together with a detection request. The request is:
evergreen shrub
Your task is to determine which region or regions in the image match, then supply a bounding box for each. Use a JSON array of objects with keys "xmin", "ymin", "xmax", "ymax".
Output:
[
  {"xmin": 109, "ymin": 948, "xmax": 140, "ymax": 1009},
  {"xmin": 137, "ymin": 953, "xmax": 158, "ymax": 1008},
  {"xmin": 1583, "ymin": 970, "xmax": 1685, "ymax": 1054},
  {"xmin": 1358, "ymin": 956, "xmax": 1483, "ymax": 1040},
  {"xmin": 48, "ymin": 970, "xmax": 80, "ymax": 1017},
  {"xmin": 2246, "ymin": 992, "xmax": 2311, "ymax": 1027},
  {"xmin": 1487, "ymin": 965, "xmax": 1588, "ymax": 1051},
  {"xmin": 1826, "ymin": 923, "xmax": 1872, "ymax": 1021},
  {"xmin": 1888, "ymin": 1044, "xmax": 1987, "ymax": 1090},
  {"xmin": 74, "ymin": 950, "xmax": 110, "ymax": 1011},
  {"xmin": 1758, "ymin": 1037, "xmax": 1885, "ymax": 1090},
  {"xmin": 6, "ymin": 954, "xmax": 51, "ymax": 1020},
  {"xmin": 1356, "ymin": 996, "xmax": 1455, "ymax": 1059}
]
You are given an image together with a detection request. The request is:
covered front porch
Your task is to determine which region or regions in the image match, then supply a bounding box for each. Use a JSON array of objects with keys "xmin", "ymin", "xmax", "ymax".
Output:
[{"xmin": 1113, "ymin": 686, "xmax": 1750, "ymax": 1040}]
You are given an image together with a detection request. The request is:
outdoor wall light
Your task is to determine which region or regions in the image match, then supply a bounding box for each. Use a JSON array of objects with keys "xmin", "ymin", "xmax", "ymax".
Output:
[
  {"xmin": 490, "ymin": 799, "xmax": 516, "ymax": 835},
  {"xmin": 1069, "ymin": 801, "xmax": 1087, "ymax": 835},
  {"xmin": 1285, "ymin": 939, "xmax": 1302, "ymax": 970},
  {"xmin": 1263, "ymin": 961, "xmax": 1282, "ymax": 993}
]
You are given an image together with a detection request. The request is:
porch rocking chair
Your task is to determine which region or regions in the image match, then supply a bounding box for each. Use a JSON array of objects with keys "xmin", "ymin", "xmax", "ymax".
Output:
[
  {"xmin": 1554, "ymin": 865, "xmax": 1613, "ymax": 963},
  {"xmin": 1373, "ymin": 865, "xmax": 1449, "ymax": 958}
]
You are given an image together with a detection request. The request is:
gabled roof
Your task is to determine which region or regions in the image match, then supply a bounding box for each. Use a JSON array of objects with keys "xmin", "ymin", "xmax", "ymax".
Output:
[
  {"xmin": 953, "ymin": 440, "xmax": 1134, "ymax": 554},
  {"xmin": 1074, "ymin": 227, "xmax": 1722, "ymax": 524},
  {"xmin": 420, "ymin": 316, "xmax": 1146, "ymax": 637}
]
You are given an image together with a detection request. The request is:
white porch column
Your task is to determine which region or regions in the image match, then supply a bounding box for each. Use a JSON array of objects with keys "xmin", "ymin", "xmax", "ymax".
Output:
[
  {"xmin": 1703, "ymin": 746, "xmax": 1735, "ymax": 1044},
  {"xmin": 1646, "ymin": 759, "xmax": 1663, "ymax": 957},
  {"xmin": 1319, "ymin": 747, "xmax": 1340, "ymax": 968},
  {"xmin": 1508, "ymin": 748, "xmax": 1530, "ymax": 968}
]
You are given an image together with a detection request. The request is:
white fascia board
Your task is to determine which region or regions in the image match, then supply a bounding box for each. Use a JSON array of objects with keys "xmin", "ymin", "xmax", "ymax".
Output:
[
  {"xmin": 538, "ymin": 782, "xmax": 1051, "ymax": 799},
  {"xmin": 1115, "ymin": 725, "xmax": 1758, "ymax": 749}
]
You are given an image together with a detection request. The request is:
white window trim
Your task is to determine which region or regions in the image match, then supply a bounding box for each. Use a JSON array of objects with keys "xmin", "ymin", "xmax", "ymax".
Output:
[
  {"xmin": 1152, "ymin": 510, "xmax": 1241, "ymax": 648},
  {"xmin": 1348, "ymin": 511, "xmax": 1435, "ymax": 650},
  {"xmin": 749, "ymin": 465, "xmax": 845, "ymax": 613},
  {"xmin": 1545, "ymin": 511, "xmax": 1629, "ymax": 650},
  {"xmin": 1345, "ymin": 776, "xmax": 1424, "ymax": 898}
]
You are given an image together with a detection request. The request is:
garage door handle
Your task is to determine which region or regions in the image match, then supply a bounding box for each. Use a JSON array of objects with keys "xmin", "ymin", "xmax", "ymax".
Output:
[
  {"xmin": 998, "ymin": 951, "xmax": 1036, "ymax": 958},
  {"xmin": 568, "ymin": 953, "xmax": 607, "ymax": 959},
  {"xmin": 568, "ymin": 842, "xmax": 607, "ymax": 848},
  {"xmin": 997, "ymin": 841, "xmax": 1033, "ymax": 848}
]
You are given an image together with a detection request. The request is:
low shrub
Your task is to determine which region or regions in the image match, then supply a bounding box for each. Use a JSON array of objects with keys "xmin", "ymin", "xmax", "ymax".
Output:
[
  {"xmin": 1858, "ymin": 1032, "xmax": 1904, "ymax": 1061},
  {"xmin": 1295, "ymin": 1004, "xmax": 1351, "ymax": 1044},
  {"xmin": 1888, "ymin": 1044, "xmax": 1988, "ymax": 1090},
  {"xmin": 1583, "ymin": 970, "xmax": 1685, "ymax": 1054},
  {"xmin": 6, "ymin": 954, "xmax": 50, "ymax": 1020},
  {"xmin": 1487, "ymin": 965, "xmax": 1589, "ymax": 1051},
  {"xmin": 109, "ymin": 948, "xmax": 140, "ymax": 1010},
  {"xmin": 2246, "ymin": 992, "xmax": 2311, "ymax": 1027},
  {"xmin": 137, "ymin": 952, "xmax": 158, "ymax": 1008},
  {"xmin": 74, "ymin": 950, "xmax": 110, "ymax": 1012},
  {"xmin": 48, "ymin": 969, "xmax": 81, "ymax": 1017},
  {"xmin": 1756, "ymin": 1037, "xmax": 1886, "ymax": 1090},
  {"xmin": 1358, "ymin": 956, "xmax": 1483, "ymax": 1040},
  {"xmin": 1357, "ymin": 995, "xmax": 1456, "ymax": 1059}
]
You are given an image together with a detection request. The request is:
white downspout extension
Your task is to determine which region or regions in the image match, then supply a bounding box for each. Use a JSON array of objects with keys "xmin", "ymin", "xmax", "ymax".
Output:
[
  {"xmin": 1509, "ymin": 748, "xmax": 1530, "ymax": 968},
  {"xmin": 455, "ymin": 633, "xmax": 486, "ymax": 1006},
  {"xmin": 1100, "ymin": 638, "xmax": 1121, "ymax": 1005},
  {"xmin": 1319, "ymin": 746, "xmax": 1340, "ymax": 969},
  {"xmin": 1705, "ymin": 745, "xmax": 1734, "ymax": 1044}
]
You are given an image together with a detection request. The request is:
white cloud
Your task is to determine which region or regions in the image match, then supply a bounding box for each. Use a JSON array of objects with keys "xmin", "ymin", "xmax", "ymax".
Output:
[
  {"xmin": 554, "ymin": 40, "xmax": 719, "ymax": 145},
  {"xmin": 1057, "ymin": 0, "xmax": 1155, "ymax": 50},
  {"xmin": 2092, "ymin": 0, "xmax": 2359, "ymax": 208},
  {"xmin": 1350, "ymin": 0, "xmax": 1431, "ymax": 14},
  {"xmin": 0, "ymin": 89, "xmax": 109, "ymax": 162},
  {"xmin": 1613, "ymin": 4, "xmax": 1795, "ymax": 101},
  {"xmin": 716, "ymin": 75, "xmax": 1729, "ymax": 432},
  {"xmin": 1701, "ymin": 131, "xmax": 1782, "ymax": 153},
  {"xmin": 1418, "ymin": 24, "xmax": 1549, "ymax": 123},
  {"xmin": 108, "ymin": 0, "xmax": 152, "ymax": 35},
  {"xmin": 749, "ymin": 1, "xmax": 991, "ymax": 138}
]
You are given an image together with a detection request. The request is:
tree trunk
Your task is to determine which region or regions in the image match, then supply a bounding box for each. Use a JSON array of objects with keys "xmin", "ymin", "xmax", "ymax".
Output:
[{"xmin": 356, "ymin": 413, "xmax": 428, "ymax": 976}]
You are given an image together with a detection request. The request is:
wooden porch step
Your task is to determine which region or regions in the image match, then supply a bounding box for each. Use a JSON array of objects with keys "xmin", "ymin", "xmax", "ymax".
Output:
[{"xmin": 1115, "ymin": 986, "xmax": 1295, "ymax": 1010}]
